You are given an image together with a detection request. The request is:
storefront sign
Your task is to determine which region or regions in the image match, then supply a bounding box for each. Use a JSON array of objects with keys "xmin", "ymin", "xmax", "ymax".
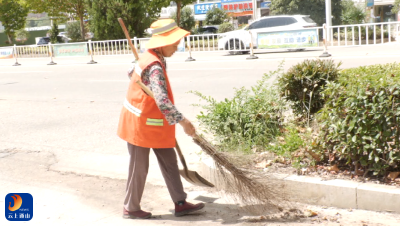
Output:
[
  {"xmin": 53, "ymin": 44, "xmax": 88, "ymax": 57},
  {"xmin": 0, "ymin": 47, "xmax": 13, "ymax": 59},
  {"xmin": 260, "ymin": 2, "xmax": 271, "ymax": 9},
  {"xmin": 194, "ymin": 3, "xmax": 222, "ymax": 15},
  {"xmin": 258, "ymin": 29, "xmax": 319, "ymax": 49},
  {"xmin": 367, "ymin": 0, "xmax": 374, "ymax": 7},
  {"xmin": 221, "ymin": 0, "xmax": 249, "ymax": 2},
  {"xmin": 222, "ymin": 2, "xmax": 253, "ymax": 12}
]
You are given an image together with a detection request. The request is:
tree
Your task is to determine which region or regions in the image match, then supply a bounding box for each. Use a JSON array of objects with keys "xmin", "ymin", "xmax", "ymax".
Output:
[
  {"xmin": 205, "ymin": 7, "xmax": 228, "ymax": 25},
  {"xmin": 68, "ymin": 0, "xmax": 86, "ymax": 40},
  {"xmin": 341, "ymin": 0, "xmax": 366, "ymax": 25},
  {"xmin": 85, "ymin": 0, "xmax": 166, "ymax": 40},
  {"xmin": 26, "ymin": 0, "xmax": 69, "ymax": 19},
  {"xmin": 49, "ymin": 21, "xmax": 59, "ymax": 43},
  {"xmin": 271, "ymin": 0, "xmax": 343, "ymax": 26},
  {"xmin": 170, "ymin": 6, "xmax": 195, "ymax": 32},
  {"xmin": 0, "ymin": 0, "xmax": 29, "ymax": 44},
  {"xmin": 27, "ymin": 0, "xmax": 87, "ymax": 40},
  {"xmin": 171, "ymin": 0, "xmax": 193, "ymax": 26},
  {"xmin": 392, "ymin": 0, "xmax": 400, "ymax": 14},
  {"xmin": 65, "ymin": 21, "xmax": 82, "ymax": 41}
]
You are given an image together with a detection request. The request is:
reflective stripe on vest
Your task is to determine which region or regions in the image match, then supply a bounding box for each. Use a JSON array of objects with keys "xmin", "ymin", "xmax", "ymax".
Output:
[
  {"xmin": 123, "ymin": 99, "xmax": 142, "ymax": 117},
  {"xmin": 134, "ymin": 65, "xmax": 143, "ymax": 76},
  {"xmin": 146, "ymin": 118, "xmax": 164, "ymax": 126}
]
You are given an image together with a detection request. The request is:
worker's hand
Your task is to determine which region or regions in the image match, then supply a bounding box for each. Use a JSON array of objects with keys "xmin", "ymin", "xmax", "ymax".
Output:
[{"xmin": 179, "ymin": 118, "xmax": 196, "ymax": 137}]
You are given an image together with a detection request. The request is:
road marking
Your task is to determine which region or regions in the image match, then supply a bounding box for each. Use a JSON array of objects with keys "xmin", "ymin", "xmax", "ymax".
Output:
[
  {"xmin": 88, "ymin": 80, "xmax": 127, "ymax": 82},
  {"xmin": 0, "ymin": 71, "xmax": 52, "ymax": 74},
  {"xmin": 169, "ymin": 68, "xmax": 248, "ymax": 71}
]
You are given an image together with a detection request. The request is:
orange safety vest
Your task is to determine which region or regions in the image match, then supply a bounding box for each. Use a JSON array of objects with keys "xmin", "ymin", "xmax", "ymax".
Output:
[{"xmin": 117, "ymin": 50, "xmax": 175, "ymax": 148}]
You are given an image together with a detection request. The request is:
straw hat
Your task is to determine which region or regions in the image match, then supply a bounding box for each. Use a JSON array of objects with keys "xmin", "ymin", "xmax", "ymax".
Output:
[{"xmin": 146, "ymin": 19, "xmax": 190, "ymax": 49}]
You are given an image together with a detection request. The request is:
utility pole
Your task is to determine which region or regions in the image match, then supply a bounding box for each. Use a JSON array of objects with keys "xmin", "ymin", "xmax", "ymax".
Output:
[
  {"xmin": 325, "ymin": 0, "xmax": 332, "ymax": 41},
  {"xmin": 252, "ymin": 0, "xmax": 257, "ymax": 21}
]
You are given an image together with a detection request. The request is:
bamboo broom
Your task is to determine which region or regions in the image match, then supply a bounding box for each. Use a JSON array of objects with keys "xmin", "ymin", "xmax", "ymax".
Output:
[{"xmin": 192, "ymin": 134, "xmax": 287, "ymax": 213}]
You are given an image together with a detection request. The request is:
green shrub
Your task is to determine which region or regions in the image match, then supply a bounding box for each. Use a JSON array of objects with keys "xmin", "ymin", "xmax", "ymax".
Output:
[
  {"xmin": 49, "ymin": 22, "xmax": 59, "ymax": 44},
  {"xmin": 218, "ymin": 22, "xmax": 234, "ymax": 33},
  {"xmin": 65, "ymin": 21, "xmax": 82, "ymax": 42},
  {"xmin": 237, "ymin": 24, "xmax": 248, "ymax": 30},
  {"xmin": 15, "ymin": 29, "xmax": 29, "ymax": 43},
  {"xmin": 277, "ymin": 59, "xmax": 341, "ymax": 122},
  {"xmin": 269, "ymin": 126, "xmax": 305, "ymax": 158},
  {"xmin": 341, "ymin": 0, "xmax": 366, "ymax": 25},
  {"xmin": 334, "ymin": 26, "xmax": 390, "ymax": 41},
  {"xmin": 191, "ymin": 66, "xmax": 287, "ymax": 153},
  {"xmin": 318, "ymin": 63, "xmax": 400, "ymax": 175}
]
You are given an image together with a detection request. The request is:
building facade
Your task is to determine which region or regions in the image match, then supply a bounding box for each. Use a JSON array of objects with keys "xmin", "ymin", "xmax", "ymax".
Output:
[
  {"xmin": 160, "ymin": 0, "xmax": 271, "ymax": 25},
  {"xmin": 359, "ymin": 0, "xmax": 400, "ymax": 22}
]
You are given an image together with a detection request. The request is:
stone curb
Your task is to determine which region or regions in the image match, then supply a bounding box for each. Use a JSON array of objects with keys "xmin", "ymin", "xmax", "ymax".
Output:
[{"xmin": 199, "ymin": 156, "xmax": 400, "ymax": 214}]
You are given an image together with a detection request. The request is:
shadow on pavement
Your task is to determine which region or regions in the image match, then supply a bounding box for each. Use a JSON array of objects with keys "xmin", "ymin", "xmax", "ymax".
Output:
[{"xmin": 148, "ymin": 195, "xmax": 303, "ymax": 225}]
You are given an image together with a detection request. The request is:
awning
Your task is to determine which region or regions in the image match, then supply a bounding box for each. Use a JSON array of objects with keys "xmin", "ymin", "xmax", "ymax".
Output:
[
  {"xmin": 373, "ymin": 1, "xmax": 395, "ymax": 6},
  {"xmin": 228, "ymin": 11, "xmax": 253, "ymax": 17}
]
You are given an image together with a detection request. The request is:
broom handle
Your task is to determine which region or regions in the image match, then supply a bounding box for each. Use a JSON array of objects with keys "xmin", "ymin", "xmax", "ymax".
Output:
[
  {"xmin": 118, "ymin": 18, "xmax": 139, "ymax": 61},
  {"xmin": 175, "ymin": 140, "xmax": 190, "ymax": 174},
  {"xmin": 135, "ymin": 80, "xmax": 190, "ymax": 177}
]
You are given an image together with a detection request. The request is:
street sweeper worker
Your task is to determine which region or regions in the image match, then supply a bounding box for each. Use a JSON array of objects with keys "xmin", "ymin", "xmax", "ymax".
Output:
[{"xmin": 117, "ymin": 19, "xmax": 205, "ymax": 219}]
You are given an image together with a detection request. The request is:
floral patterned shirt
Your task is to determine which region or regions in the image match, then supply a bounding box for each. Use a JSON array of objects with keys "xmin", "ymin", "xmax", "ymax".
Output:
[{"xmin": 140, "ymin": 49, "xmax": 184, "ymax": 125}]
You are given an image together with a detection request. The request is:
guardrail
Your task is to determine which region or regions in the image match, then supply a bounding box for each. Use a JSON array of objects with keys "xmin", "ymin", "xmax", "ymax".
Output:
[
  {"xmin": 328, "ymin": 21, "xmax": 400, "ymax": 47},
  {"xmin": 1, "ymin": 21, "xmax": 399, "ymax": 61}
]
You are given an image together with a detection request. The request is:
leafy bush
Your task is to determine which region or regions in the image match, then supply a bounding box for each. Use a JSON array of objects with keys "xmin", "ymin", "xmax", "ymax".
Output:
[
  {"xmin": 15, "ymin": 29, "xmax": 29, "ymax": 43},
  {"xmin": 341, "ymin": 0, "xmax": 366, "ymax": 25},
  {"xmin": 205, "ymin": 7, "xmax": 228, "ymax": 25},
  {"xmin": 191, "ymin": 66, "xmax": 287, "ymax": 152},
  {"xmin": 277, "ymin": 59, "xmax": 341, "ymax": 122},
  {"xmin": 65, "ymin": 21, "xmax": 82, "ymax": 42},
  {"xmin": 318, "ymin": 63, "xmax": 400, "ymax": 175},
  {"xmin": 269, "ymin": 126, "xmax": 305, "ymax": 159},
  {"xmin": 334, "ymin": 26, "xmax": 390, "ymax": 41},
  {"xmin": 237, "ymin": 24, "xmax": 248, "ymax": 30},
  {"xmin": 218, "ymin": 22, "xmax": 234, "ymax": 33}
]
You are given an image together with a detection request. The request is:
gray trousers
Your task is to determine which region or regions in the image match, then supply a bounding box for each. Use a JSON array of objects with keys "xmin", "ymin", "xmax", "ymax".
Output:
[{"xmin": 124, "ymin": 143, "xmax": 187, "ymax": 211}]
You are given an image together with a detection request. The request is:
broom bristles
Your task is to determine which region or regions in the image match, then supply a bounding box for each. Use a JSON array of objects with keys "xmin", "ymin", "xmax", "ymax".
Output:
[{"xmin": 193, "ymin": 135, "xmax": 288, "ymax": 213}]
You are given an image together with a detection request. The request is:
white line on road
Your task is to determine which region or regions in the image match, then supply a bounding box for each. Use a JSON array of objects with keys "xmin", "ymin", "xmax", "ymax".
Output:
[
  {"xmin": 169, "ymin": 68, "xmax": 248, "ymax": 71},
  {"xmin": 0, "ymin": 71, "xmax": 52, "ymax": 74},
  {"xmin": 88, "ymin": 80, "xmax": 127, "ymax": 82}
]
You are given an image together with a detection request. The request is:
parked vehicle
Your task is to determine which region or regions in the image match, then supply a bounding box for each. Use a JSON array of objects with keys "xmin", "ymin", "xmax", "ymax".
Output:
[
  {"xmin": 199, "ymin": 25, "xmax": 219, "ymax": 34},
  {"xmin": 58, "ymin": 32, "xmax": 71, "ymax": 41},
  {"xmin": 217, "ymin": 15, "xmax": 317, "ymax": 54},
  {"xmin": 85, "ymin": 32, "xmax": 94, "ymax": 39},
  {"xmin": 36, "ymin": 36, "xmax": 69, "ymax": 45},
  {"xmin": 36, "ymin": 37, "xmax": 51, "ymax": 45}
]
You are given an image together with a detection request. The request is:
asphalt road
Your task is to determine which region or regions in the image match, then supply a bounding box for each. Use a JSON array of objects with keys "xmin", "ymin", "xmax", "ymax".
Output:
[{"xmin": 1, "ymin": 43, "xmax": 400, "ymax": 226}]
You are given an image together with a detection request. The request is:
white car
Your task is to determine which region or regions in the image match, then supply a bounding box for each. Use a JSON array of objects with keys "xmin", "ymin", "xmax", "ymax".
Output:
[
  {"xmin": 58, "ymin": 32, "xmax": 71, "ymax": 42},
  {"xmin": 218, "ymin": 15, "xmax": 317, "ymax": 54}
]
